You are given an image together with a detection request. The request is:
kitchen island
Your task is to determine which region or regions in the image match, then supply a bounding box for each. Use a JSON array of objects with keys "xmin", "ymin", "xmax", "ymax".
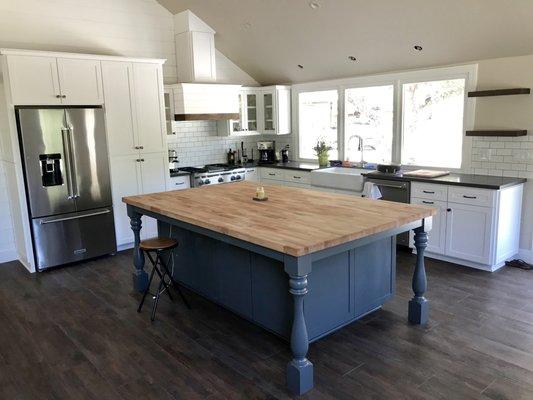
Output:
[{"xmin": 123, "ymin": 182, "xmax": 435, "ymax": 395}]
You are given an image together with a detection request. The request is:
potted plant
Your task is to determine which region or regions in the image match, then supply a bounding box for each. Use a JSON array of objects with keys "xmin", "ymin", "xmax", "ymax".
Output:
[{"xmin": 313, "ymin": 140, "xmax": 333, "ymax": 167}]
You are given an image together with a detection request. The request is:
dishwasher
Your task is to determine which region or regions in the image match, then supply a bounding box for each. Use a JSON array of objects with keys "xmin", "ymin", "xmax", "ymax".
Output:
[{"xmin": 365, "ymin": 177, "xmax": 411, "ymax": 247}]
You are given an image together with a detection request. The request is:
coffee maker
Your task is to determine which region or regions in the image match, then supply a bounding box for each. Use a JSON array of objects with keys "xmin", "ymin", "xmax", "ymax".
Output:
[{"xmin": 257, "ymin": 141, "xmax": 276, "ymax": 164}]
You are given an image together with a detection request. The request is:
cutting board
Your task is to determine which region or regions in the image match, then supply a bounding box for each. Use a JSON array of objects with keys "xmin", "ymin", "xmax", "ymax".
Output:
[{"xmin": 403, "ymin": 169, "xmax": 450, "ymax": 178}]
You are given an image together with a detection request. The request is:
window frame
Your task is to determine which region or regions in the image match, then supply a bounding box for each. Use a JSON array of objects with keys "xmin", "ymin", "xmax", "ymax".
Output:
[{"xmin": 292, "ymin": 64, "xmax": 478, "ymax": 171}]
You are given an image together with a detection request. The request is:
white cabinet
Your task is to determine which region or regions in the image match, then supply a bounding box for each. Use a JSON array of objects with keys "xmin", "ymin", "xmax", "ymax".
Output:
[
  {"xmin": 56, "ymin": 58, "xmax": 102, "ymax": 105},
  {"xmin": 102, "ymin": 61, "xmax": 166, "ymax": 156},
  {"xmin": 163, "ymin": 86, "xmax": 175, "ymax": 135},
  {"xmin": 6, "ymin": 55, "xmax": 61, "ymax": 105},
  {"xmin": 260, "ymin": 168, "xmax": 285, "ymax": 181},
  {"xmin": 445, "ymin": 202, "xmax": 493, "ymax": 264},
  {"xmin": 175, "ymin": 31, "xmax": 216, "ymax": 83},
  {"xmin": 6, "ymin": 54, "xmax": 103, "ymax": 105},
  {"xmin": 261, "ymin": 86, "xmax": 291, "ymax": 135},
  {"xmin": 109, "ymin": 155, "xmax": 142, "ymax": 246},
  {"xmin": 410, "ymin": 182, "xmax": 523, "ymax": 271},
  {"xmin": 245, "ymin": 168, "xmax": 259, "ymax": 182},
  {"xmin": 411, "ymin": 198, "xmax": 447, "ymax": 255},
  {"xmin": 133, "ymin": 63, "xmax": 166, "ymax": 154},
  {"xmin": 102, "ymin": 61, "xmax": 137, "ymax": 156},
  {"xmin": 109, "ymin": 153, "xmax": 168, "ymax": 246},
  {"xmin": 218, "ymin": 86, "xmax": 291, "ymax": 136}
]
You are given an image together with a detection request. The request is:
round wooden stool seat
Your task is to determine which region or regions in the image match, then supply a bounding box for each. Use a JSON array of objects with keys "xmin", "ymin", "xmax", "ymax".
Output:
[{"xmin": 139, "ymin": 237, "xmax": 178, "ymax": 251}]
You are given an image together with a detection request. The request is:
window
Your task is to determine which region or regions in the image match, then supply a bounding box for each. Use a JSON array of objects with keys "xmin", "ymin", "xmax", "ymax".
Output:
[
  {"xmin": 344, "ymin": 85, "xmax": 393, "ymax": 164},
  {"xmin": 401, "ymin": 79, "xmax": 465, "ymax": 168},
  {"xmin": 298, "ymin": 90, "xmax": 338, "ymax": 159},
  {"xmin": 295, "ymin": 65, "xmax": 473, "ymax": 167}
]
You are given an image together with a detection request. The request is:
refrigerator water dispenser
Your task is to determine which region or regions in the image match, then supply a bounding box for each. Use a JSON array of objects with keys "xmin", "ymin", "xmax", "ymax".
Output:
[{"xmin": 39, "ymin": 153, "xmax": 63, "ymax": 187}]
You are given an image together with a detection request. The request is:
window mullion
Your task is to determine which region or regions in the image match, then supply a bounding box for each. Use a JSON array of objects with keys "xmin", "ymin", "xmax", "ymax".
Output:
[
  {"xmin": 392, "ymin": 80, "xmax": 403, "ymax": 164},
  {"xmin": 338, "ymin": 87, "xmax": 345, "ymax": 161}
]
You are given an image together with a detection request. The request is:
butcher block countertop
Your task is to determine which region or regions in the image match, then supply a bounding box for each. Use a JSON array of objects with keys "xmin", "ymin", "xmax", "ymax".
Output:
[{"xmin": 123, "ymin": 181, "xmax": 436, "ymax": 257}]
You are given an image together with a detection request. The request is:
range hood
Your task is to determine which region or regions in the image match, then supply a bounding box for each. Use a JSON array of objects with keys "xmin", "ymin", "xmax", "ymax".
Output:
[
  {"xmin": 171, "ymin": 11, "xmax": 241, "ymax": 121},
  {"xmin": 171, "ymin": 83, "xmax": 241, "ymax": 121}
]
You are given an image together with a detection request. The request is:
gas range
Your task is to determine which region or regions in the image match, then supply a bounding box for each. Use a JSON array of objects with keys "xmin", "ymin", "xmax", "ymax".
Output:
[{"xmin": 177, "ymin": 164, "xmax": 246, "ymax": 187}]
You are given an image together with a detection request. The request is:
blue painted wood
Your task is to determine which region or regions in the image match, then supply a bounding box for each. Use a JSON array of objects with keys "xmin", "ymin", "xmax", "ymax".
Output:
[
  {"xmin": 354, "ymin": 237, "xmax": 394, "ymax": 316},
  {"xmin": 305, "ymin": 251, "xmax": 354, "ymax": 339},
  {"xmin": 126, "ymin": 205, "xmax": 148, "ymax": 293},
  {"xmin": 286, "ymin": 274, "xmax": 313, "ymax": 395},
  {"xmin": 409, "ymin": 225, "xmax": 429, "ymax": 324}
]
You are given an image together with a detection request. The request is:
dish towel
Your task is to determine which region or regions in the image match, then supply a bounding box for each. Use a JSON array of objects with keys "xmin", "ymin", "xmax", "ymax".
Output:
[{"xmin": 362, "ymin": 182, "xmax": 382, "ymax": 200}]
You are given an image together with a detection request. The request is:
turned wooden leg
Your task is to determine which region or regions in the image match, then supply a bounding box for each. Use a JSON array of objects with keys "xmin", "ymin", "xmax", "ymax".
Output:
[
  {"xmin": 287, "ymin": 274, "xmax": 313, "ymax": 395},
  {"xmin": 127, "ymin": 206, "xmax": 148, "ymax": 293},
  {"xmin": 409, "ymin": 225, "xmax": 429, "ymax": 324}
]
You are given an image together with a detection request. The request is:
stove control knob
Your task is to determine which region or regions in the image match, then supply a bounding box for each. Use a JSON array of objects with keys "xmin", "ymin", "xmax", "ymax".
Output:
[
  {"xmin": 205, "ymin": 179, "xmax": 211, "ymax": 184},
  {"xmin": 235, "ymin": 175, "xmax": 241, "ymax": 180},
  {"xmin": 230, "ymin": 176, "xmax": 236, "ymax": 181},
  {"xmin": 218, "ymin": 177, "xmax": 224, "ymax": 183},
  {"xmin": 198, "ymin": 180, "xmax": 204, "ymax": 186}
]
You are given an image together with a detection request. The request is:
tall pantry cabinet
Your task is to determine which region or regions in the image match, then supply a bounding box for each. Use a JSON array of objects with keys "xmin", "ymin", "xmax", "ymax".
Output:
[{"xmin": 101, "ymin": 61, "xmax": 168, "ymax": 247}]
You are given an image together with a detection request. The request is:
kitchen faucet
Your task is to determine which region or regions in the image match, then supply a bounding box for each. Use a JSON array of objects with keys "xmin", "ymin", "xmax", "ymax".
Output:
[{"xmin": 347, "ymin": 134, "xmax": 365, "ymax": 164}]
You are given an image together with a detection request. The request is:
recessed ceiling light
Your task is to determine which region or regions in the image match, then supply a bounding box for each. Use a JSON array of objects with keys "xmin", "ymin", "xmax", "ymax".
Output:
[
  {"xmin": 297, "ymin": 64, "xmax": 304, "ymax": 69},
  {"xmin": 309, "ymin": 1, "xmax": 320, "ymax": 9},
  {"xmin": 241, "ymin": 22, "xmax": 252, "ymax": 30},
  {"xmin": 348, "ymin": 56, "xmax": 357, "ymax": 61},
  {"xmin": 414, "ymin": 45, "xmax": 423, "ymax": 51}
]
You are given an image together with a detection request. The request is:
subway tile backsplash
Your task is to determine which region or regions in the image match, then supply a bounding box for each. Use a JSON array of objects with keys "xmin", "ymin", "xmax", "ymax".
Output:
[
  {"xmin": 167, "ymin": 121, "xmax": 292, "ymax": 167},
  {"xmin": 469, "ymin": 134, "xmax": 533, "ymax": 178}
]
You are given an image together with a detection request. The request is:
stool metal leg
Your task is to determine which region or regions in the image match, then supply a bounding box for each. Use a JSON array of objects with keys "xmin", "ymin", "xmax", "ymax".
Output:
[
  {"xmin": 151, "ymin": 278, "xmax": 164, "ymax": 322},
  {"xmin": 161, "ymin": 249, "xmax": 191, "ymax": 310},
  {"xmin": 137, "ymin": 259, "xmax": 157, "ymax": 313},
  {"xmin": 146, "ymin": 251, "xmax": 173, "ymax": 302}
]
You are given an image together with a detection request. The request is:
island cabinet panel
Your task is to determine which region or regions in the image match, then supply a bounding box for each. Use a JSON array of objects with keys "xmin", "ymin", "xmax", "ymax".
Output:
[
  {"xmin": 161, "ymin": 221, "xmax": 396, "ymax": 342},
  {"xmin": 354, "ymin": 237, "xmax": 395, "ymax": 316}
]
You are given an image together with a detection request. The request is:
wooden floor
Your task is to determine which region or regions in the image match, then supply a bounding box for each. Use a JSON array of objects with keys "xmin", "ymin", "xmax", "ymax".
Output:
[{"xmin": 1, "ymin": 251, "xmax": 533, "ymax": 399}]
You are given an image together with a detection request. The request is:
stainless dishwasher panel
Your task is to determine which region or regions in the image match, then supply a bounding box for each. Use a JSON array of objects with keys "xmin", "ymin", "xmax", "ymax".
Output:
[
  {"xmin": 31, "ymin": 207, "xmax": 117, "ymax": 270},
  {"xmin": 366, "ymin": 178, "xmax": 411, "ymax": 246}
]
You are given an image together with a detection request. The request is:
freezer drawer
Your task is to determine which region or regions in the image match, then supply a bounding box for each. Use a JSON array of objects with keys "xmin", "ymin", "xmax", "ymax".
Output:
[{"xmin": 32, "ymin": 207, "xmax": 117, "ymax": 270}]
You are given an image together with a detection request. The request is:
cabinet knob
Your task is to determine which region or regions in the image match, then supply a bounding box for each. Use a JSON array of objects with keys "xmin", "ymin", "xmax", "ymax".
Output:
[
  {"xmin": 62, "ymin": 95, "xmax": 67, "ymax": 98},
  {"xmin": 139, "ymin": 146, "xmax": 144, "ymax": 149},
  {"xmin": 140, "ymin": 158, "xmax": 145, "ymax": 162},
  {"xmin": 447, "ymin": 208, "xmax": 452, "ymax": 212},
  {"xmin": 56, "ymin": 95, "xmax": 61, "ymax": 98}
]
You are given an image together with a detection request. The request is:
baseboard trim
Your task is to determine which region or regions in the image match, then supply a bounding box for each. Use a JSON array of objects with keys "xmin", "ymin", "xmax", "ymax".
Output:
[{"xmin": 117, "ymin": 242, "xmax": 134, "ymax": 252}]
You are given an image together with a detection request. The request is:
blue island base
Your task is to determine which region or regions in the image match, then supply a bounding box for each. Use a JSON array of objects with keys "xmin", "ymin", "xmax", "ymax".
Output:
[{"xmin": 158, "ymin": 222, "xmax": 396, "ymax": 343}]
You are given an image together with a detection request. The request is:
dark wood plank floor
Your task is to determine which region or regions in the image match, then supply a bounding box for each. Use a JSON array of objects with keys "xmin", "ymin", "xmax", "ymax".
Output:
[{"xmin": 1, "ymin": 250, "xmax": 533, "ymax": 399}]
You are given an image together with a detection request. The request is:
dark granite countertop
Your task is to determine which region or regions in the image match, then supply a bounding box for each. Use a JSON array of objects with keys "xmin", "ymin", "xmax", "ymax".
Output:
[
  {"xmin": 363, "ymin": 171, "xmax": 526, "ymax": 190},
  {"xmin": 242, "ymin": 161, "xmax": 322, "ymax": 171}
]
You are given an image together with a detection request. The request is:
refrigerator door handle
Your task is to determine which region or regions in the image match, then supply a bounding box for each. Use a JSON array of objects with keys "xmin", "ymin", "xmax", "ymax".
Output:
[
  {"xmin": 39, "ymin": 209, "xmax": 111, "ymax": 225},
  {"xmin": 66, "ymin": 126, "xmax": 79, "ymax": 198},
  {"xmin": 61, "ymin": 127, "xmax": 75, "ymax": 200}
]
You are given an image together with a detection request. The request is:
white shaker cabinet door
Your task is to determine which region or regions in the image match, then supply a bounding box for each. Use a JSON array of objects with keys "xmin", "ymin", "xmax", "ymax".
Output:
[
  {"xmin": 132, "ymin": 63, "xmax": 166, "ymax": 154},
  {"xmin": 101, "ymin": 61, "xmax": 138, "ymax": 156},
  {"xmin": 6, "ymin": 55, "xmax": 62, "ymax": 105},
  {"xmin": 139, "ymin": 152, "xmax": 168, "ymax": 240},
  {"xmin": 56, "ymin": 58, "xmax": 103, "ymax": 105},
  {"xmin": 445, "ymin": 202, "xmax": 493, "ymax": 264},
  {"xmin": 411, "ymin": 198, "xmax": 447, "ymax": 255},
  {"xmin": 109, "ymin": 155, "xmax": 142, "ymax": 246}
]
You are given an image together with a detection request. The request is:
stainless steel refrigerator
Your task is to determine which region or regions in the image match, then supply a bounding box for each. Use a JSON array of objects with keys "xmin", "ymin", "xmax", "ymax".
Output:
[{"xmin": 17, "ymin": 107, "xmax": 116, "ymax": 270}]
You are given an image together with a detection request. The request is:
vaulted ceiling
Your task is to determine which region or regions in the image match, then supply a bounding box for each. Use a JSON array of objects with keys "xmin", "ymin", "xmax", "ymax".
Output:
[{"xmin": 157, "ymin": 0, "xmax": 533, "ymax": 85}]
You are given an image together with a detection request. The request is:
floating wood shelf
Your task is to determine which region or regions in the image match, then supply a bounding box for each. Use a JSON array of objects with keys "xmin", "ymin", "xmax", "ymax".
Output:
[
  {"xmin": 468, "ymin": 88, "xmax": 530, "ymax": 97},
  {"xmin": 465, "ymin": 130, "xmax": 527, "ymax": 137}
]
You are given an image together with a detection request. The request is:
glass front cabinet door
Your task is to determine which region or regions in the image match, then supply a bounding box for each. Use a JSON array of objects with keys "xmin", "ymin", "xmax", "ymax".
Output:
[
  {"xmin": 262, "ymin": 89, "xmax": 276, "ymax": 134},
  {"xmin": 245, "ymin": 91, "xmax": 258, "ymax": 132}
]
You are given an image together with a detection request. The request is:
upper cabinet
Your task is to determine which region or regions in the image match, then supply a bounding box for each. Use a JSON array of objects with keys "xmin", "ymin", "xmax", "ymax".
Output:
[
  {"xmin": 5, "ymin": 54, "xmax": 103, "ymax": 105},
  {"xmin": 102, "ymin": 61, "xmax": 166, "ymax": 156},
  {"xmin": 218, "ymin": 86, "xmax": 291, "ymax": 136}
]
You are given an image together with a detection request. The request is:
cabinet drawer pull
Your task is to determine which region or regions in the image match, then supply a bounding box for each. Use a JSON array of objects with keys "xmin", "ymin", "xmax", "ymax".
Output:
[
  {"xmin": 56, "ymin": 94, "xmax": 62, "ymax": 98},
  {"xmin": 136, "ymin": 159, "xmax": 141, "ymax": 162},
  {"xmin": 447, "ymin": 208, "xmax": 452, "ymax": 212},
  {"xmin": 139, "ymin": 146, "xmax": 144, "ymax": 149},
  {"xmin": 422, "ymin": 190, "xmax": 435, "ymax": 194},
  {"xmin": 422, "ymin": 201, "xmax": 434, "ymax": 204},
  {"xmin": 62, "ymin": 95, "xmax": 67, "ymax": 98},
  {"xmin": 174, "ymin": 182, "xmax": 184, "ymax": 185},
  {"xmin": 268, "ymin": 173, "xmax": 276, "ymax": 176},
  {"xmin": 293, "ymin": 176, "xmax": 301, "ymax": 179},
  {"xmin": 463, "ymin": 195, "xmax": 477, "ymax": 199}
]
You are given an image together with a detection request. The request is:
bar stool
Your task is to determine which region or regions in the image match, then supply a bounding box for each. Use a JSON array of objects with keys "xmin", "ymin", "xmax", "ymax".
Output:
[{"xmin": 137, "ymin": 237, "xmax": 191, "ymax": 321}]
